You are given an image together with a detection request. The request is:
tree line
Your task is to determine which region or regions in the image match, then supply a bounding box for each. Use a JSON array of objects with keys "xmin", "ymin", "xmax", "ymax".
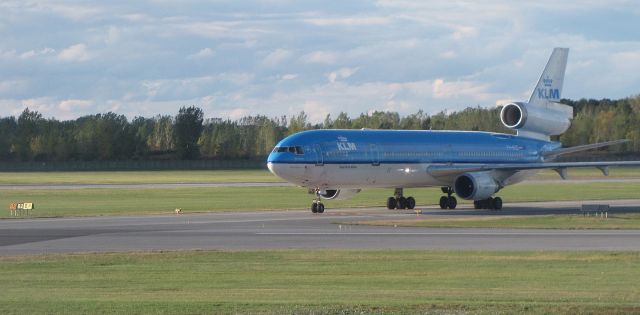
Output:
[{"xmin": 0, "ymin": 96, "xmax": 639, "ymax": 162}]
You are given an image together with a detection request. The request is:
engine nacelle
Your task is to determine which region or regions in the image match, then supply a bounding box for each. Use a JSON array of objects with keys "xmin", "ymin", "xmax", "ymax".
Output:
[
  {"xmin": 454, "ymin": 172, "xmax": 500, "ymax": 200},
  {"xmin": 500, "ymin": 102, "xmax": 572, "ymax": 139},
  {"xmin": 319, "ymin": 189, "xmax": 361, "ymax": 200}
]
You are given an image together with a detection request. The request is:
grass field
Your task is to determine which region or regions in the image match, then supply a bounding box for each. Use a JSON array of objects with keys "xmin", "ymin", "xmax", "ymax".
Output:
[
  {"xmin": 0, "ymin": 167, "xmax": 639, "ymax": 185},
  {"xmin": 0, "ymin": 250, "xmax": 638, "ymax": 314},
  {"xmin": 354, "ymin": 213, "xmax": 640, "ymax": 230},
  {"xmin": 1, "ymin": 181, "xmax": 640, "ymax": 218},
  {"xmin": 0, "ymin": 170, "xmax": 280, "ymax": 185}
]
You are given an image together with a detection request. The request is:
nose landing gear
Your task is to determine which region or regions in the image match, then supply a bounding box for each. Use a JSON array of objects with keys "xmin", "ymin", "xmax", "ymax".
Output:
[{"xmin": 310, "ymin": 188, "xmax": 325, "ymax": 213}]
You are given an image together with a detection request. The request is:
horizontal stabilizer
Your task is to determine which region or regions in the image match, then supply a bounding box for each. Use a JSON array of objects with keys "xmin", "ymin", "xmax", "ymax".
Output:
[{"xmin": 543, "ymin": 139, "xmax": 629, "ymax": 159}]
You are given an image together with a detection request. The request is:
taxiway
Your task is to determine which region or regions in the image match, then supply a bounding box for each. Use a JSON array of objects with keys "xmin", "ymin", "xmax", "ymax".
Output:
[{"xmin": 2, "ymin": 199, "xmax": 640, "ymax": 256}]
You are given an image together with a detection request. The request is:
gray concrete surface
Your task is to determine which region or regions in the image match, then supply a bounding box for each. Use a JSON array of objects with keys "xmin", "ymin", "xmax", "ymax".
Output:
[{"xmin": 2, "ymin": 199, "xmax": 640, "ymax": 256}]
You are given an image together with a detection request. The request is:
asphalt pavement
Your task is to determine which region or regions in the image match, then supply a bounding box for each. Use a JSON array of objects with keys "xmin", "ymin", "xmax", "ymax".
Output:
[{"xmin": 2, "ymin": 199, "xmax": 640, "ymax": 256}]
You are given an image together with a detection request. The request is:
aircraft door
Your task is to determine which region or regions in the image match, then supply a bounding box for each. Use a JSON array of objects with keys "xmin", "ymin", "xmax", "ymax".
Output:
[
  {"xmin": 314, "ymin": 144, "xmax": 324, "ymax": 166},
  {"xmin": 370, "ymin": 144, "xmax": 380, "ymax": 166}
]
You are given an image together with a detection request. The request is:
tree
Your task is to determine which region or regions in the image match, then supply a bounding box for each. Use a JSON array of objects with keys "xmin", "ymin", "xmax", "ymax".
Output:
[
  {"xmin": 0, "ymin": 117, "xmax": 17, "ymax": 160},
  {"xmin": 16, "ymin": 108, "xmax": 44, "ymax": 161},
  {"xmin": 174, "ymin": 106, "xmax": 204, "ymax": 159},
  {"xmin": 288, "ymin": 111, "xmax": 309, "ymax": 135}
]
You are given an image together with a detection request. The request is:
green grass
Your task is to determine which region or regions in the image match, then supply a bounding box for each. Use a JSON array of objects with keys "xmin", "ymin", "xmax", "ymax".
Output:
[
  {"xmin": 0, "ymin": 167, "xmax": 638, "ymax": 186},
  {"xmin": 0, "ymin": 250, "xmax": 639, "ymax": 314},
  {"xmin": 355, "ymin": 213, "xmax": 640, "ymax": 229},
  {"xmin": 0, "ymin": 170, "xmax": 280, "ymax": 185},
  {"xmin": 1, "ymin": 182, "xmax": 639, "ymax": 218}
]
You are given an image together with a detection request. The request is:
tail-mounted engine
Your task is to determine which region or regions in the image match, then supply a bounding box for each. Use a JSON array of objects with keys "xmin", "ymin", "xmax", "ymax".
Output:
[
  {"xmin": 500, "ymin": 48, "xmax": 573, "ymax": 140},
  {"xmin": 500, "ymin": 102, "xmax": 572, "ymax": 140}
]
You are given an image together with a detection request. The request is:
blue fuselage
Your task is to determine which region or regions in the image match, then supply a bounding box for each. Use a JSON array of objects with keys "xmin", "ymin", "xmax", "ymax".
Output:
[{"xmin": 267, "ymin": 129, "xmax": 558, "ymax": 166}]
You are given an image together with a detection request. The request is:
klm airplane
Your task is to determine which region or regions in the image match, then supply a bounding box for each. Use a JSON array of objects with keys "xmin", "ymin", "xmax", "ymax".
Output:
[{"xmin": 267, "ymin": 48, "xmax": 639, "ymax": 213}]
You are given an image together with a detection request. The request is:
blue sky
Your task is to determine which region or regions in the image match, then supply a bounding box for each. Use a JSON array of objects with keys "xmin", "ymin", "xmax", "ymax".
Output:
[{"xmin": 1, "ymin": 0, "xmax": 639, "ymax": 122}]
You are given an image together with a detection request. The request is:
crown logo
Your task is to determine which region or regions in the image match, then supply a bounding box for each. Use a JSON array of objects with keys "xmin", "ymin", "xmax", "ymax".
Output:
[{"xmin": 543, "ymin": 77, "xmax": 553, "ymax": 87}]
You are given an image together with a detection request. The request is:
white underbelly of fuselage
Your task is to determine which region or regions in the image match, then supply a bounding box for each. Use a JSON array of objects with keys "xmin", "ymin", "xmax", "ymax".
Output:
[{"xmin": 268, "ymin": 162, "xmax": 446, "ymax": 189}]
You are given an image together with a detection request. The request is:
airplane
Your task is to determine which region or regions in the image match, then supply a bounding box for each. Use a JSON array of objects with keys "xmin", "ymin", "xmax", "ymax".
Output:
[{"xmin": 267, "ymin": 48, "xmax": 640, "ymax": 213}]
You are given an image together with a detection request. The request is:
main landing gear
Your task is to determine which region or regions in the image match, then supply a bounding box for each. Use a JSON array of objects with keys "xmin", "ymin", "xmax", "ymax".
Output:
[
  {"xmin": 473, "ymin": 197, "xmax": 503, "ymax": 210},
  {"xmin": 439, "ymin": 187, "xmax": 457, "ymax": 209},
  {"xmin": 386, "ymin": 188, "xmax": 416, "ymax": 210},
  {"xmin": 310, "ymin": 188, "xmax": 325, "ymax": 213}
]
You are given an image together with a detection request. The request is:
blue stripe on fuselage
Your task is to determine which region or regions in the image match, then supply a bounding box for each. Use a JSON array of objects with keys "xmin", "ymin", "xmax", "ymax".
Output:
[{"xmin": 267, "ymin": 129, "xmax": 556, "ymax": 165}]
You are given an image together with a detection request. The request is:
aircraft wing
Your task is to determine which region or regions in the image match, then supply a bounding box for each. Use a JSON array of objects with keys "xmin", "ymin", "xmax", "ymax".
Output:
[
  {"xmin": 542, "ymin": 139, "xmax": 630, "ymax": 159},
  {"xmin": 427, "ymin": 161, "xmax": 640, "ymax": 180}
]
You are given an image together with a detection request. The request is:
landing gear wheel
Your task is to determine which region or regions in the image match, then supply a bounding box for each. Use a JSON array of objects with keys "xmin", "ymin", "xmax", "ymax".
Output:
[
  {"xmin": 447, "ymin": 196, "xmax": 457, "ymax": 209},
  {"xmin": 406, "ymin": 197, "xmax": 416, "ymax": 210},
  {"xmin": 439, "ymin": 187, "xmax": 457, "ymax": 210},
  {"xmin": 387, "ymin": 197, "xmax": 397, "ymax": 210},
  {"xmin": 317, "ymin": 203, "xmax": 325, "ymax": 213},
  {"xmin": 439, "ymin": 196, "xmax": 448, "ymax": 209},
  {"xmin": 311, "ymin": 202, "xmax": 318, "ymax": 213},
  {"xmin": 493, "ymin": 197, "xmax": 502, "ymax": 210},
  {"xmin": 473, "ymin": 200, "xmax": 481, "ymax": 209},
  {"xmin": 484, "ymin": 197, "xmax": 494, "ymax": 210},
  {"xmin": 397, "ymin": 196, "xmax": 407, "ymax": 209}
]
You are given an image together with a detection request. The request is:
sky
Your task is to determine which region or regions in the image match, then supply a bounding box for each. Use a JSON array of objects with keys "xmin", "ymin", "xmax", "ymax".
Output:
[{"xmin": 1, "ymin": 0, "xmax": 639, "ymax": 123}]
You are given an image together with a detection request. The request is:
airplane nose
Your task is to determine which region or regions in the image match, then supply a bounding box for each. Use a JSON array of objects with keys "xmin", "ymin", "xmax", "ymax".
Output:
[{"xmin": 267, "ymin": 162, "xmax": 277, "ymax": 176}]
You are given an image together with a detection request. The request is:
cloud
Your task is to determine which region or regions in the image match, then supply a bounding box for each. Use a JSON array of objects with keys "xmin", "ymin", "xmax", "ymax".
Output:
[
  {"xmin": 1, "ymin": 0, "xmax": 639, "ymax": 122},
  {"xmin": 302, "ymin": 51, "xmax": 338, "ymax": 64},
  {"xmin": 59, "ymin": 99, "xmax": 93, "ymax": 112},
  {"xmin": 327, "ymin": 67, "xmax": 359, "ymax": 83},
  {"xmin": 451, "ymin": 26, "xmax": 478, "ymax": 40},
  {"xmin": 220, "ymin": 108, "xmax": 251, "ymax": 120},
  {"xmin": 432, "ymin": 79, "xmax": 491, "ymax": 100},
  {"xmin": 0, "ymin": 80, "xmax": 28, "ymax": 94},
  {"xmin": 188, "ymin": 48, "xmax": 215, "ymax": 59},
  {"xmin": 57, "ymin": 44, "xmax": 91, "ymax": 62},
  {"xmin": 19, "ymin": 97, "xmax": 56, "ymax": 116},
  {"xmin": 19, "ymin": 47, "xmax": 55, "ymax": 59},
  {"xmin": 262, "ymin": 48, "xmax": 292, "ymax": 67},
  {"xmin": 304, "ymin": 16, "xmax": 392, "ymax": 26},
  {"xmin": 281, "ymin": 74, "xmax": 298, "ymax": 80}
]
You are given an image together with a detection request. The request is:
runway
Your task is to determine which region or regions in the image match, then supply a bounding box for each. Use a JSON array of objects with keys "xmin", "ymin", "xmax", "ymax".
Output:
[{"xmin": 2, "ymin": 199, "xmax": 640, "ymax": 256}]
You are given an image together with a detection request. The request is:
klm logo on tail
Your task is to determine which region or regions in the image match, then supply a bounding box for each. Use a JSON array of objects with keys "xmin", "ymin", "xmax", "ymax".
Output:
[
  {"xmin": 536, "ymin": 77, "xmax": 560, "ymax": 100},
  {"xmin": 529, "ymin": 48, "xmax": 568, "ymax": 104}
]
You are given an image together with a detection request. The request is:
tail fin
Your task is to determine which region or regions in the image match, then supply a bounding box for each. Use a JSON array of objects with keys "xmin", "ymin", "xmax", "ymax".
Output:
[
  {"xmin": 528, "ymin": 47, "xmax": 569, "ymax": 105},
  {"xmin": 501, "ymin": 48, "xmax": 573, "ymax": 141}
]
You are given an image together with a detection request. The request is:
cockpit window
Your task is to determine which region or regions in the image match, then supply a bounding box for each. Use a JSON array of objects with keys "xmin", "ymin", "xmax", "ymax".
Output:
[{"xmin": 273, "ymin": 146, "xmax": 304, "ymax": 154}]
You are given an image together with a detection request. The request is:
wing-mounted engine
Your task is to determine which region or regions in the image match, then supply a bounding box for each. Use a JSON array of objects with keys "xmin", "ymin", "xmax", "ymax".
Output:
[
  {"xmin": 454, "ymin": 172, "xmax": 500, "ymax": 200},
  {"xmin": 319, "ymin": 189, "xmax": 361, "ymax": 200},
  {"xmin": 500, "ymin": 101, "xmax": 572, "ymax": 140}
]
